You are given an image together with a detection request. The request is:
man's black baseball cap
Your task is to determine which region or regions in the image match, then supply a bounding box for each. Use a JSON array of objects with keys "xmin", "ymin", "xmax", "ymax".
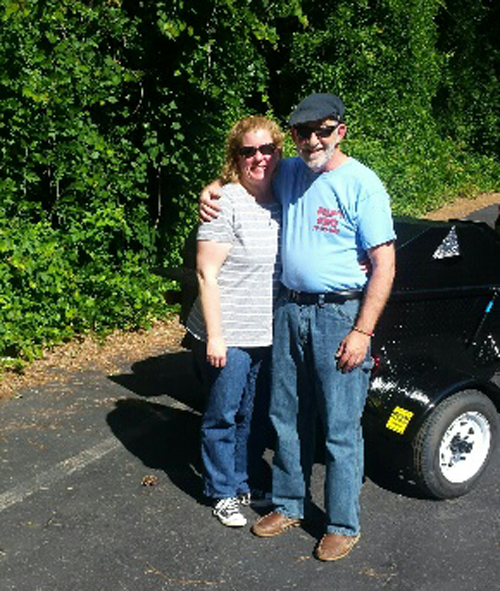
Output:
[{"xmin": 288, "ymin": 93, "xmax": 345, "ymax": 127}]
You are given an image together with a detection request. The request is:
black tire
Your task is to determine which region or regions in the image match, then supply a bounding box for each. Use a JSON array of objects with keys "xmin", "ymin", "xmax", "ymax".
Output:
[{"xmin": 412, "ymin": 390, "xmax": 498, "ymax": 499}]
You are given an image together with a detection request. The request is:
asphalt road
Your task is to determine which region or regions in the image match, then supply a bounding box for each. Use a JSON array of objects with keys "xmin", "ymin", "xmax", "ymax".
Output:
[
  {"xmin": 1, "ymin": 206, "xmax": 499, "ymax": 591},
  {"xmin": 2, "ymin": 340, "xmax": 500, "ymax": 591}
]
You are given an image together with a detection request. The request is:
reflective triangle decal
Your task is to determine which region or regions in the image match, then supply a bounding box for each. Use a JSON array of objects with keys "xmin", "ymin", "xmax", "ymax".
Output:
[{"xmin": 433, "ymin": 226, "xmax": 460, "ymax": 259}]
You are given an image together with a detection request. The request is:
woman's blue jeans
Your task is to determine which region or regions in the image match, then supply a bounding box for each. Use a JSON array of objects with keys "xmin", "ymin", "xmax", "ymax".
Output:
[
  {"xmin": 194, "ymin": 341, "xmax": 271, "ymax": 500},
  {"xmin": 270, "ymin": 296, "xmax": 372, "ymax": 536}
]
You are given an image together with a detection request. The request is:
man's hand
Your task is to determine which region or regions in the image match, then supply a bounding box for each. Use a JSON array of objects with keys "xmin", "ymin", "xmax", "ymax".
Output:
[
  {"xmin": 206, "ymin": 336, "xmax": 227, "ymax": 368},
  {"xmin": 199, "ymin": 180, "xmax": 223, "ymax": 222},
  {"xmin": 335, "ymin": 331, "xmax": 371, "ymax": 373}
]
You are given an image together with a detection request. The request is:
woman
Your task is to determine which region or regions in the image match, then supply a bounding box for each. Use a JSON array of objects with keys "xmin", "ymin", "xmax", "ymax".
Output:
[{"xmin": 186, "ymin": 116, "xmax": 282, "ymax": 527}]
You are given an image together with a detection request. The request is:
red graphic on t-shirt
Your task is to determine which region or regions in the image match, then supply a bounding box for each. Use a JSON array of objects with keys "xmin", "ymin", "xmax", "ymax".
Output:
[{"xmin": 314, "ymin": 207, "xmax": 342, "ymax": 234}]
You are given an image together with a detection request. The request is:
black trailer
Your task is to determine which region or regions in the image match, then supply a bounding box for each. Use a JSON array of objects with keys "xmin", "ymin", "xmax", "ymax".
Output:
[{"xmin": 366, "ymin": 217, "xmax": 500, "ymax": 499}]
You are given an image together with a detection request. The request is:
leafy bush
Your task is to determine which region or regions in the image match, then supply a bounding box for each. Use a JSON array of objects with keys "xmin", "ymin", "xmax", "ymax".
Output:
[
  {"xmin": 434, "ymin": 0, "xmax": 500, "ymax": 158},
  {"xmin": 276, "ymin": 0, "xmax": 499, "ymax": 215},
  {"xmin": 0, "ymin": 218, "xmax": 167, "ymax": 365}
]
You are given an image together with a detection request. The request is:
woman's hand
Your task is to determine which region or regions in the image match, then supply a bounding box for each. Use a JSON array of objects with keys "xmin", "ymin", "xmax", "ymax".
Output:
[{"xmin": 206, "ymin": 336, "xmax": 227, "ymax": 368}]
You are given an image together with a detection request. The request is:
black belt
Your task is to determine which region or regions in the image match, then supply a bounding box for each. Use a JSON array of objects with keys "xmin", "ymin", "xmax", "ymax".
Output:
[{"xmin": 284, "ymin": 288, "xmax": 362, "ymax": 305}]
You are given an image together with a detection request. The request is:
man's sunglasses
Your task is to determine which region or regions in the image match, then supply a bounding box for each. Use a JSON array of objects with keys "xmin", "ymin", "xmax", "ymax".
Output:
[
  {"xmin": 294, "ymin": 123, "xmax": 340, "ymax": 140},
  {"xmin": 238, "ymin": 143, "xmax": 277, "ymax": 158}
]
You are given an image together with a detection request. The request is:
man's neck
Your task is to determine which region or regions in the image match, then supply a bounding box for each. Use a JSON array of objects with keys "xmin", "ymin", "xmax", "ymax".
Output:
[{"xmin": 322, "ymin": 149, "xmax": 349, "ymax": 173}]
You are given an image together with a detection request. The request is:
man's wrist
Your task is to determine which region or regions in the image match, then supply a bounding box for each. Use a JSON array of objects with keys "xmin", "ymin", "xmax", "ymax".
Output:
[{"xmin": 352, "ymin": 325, "xmax": 374, "ymax": 337}]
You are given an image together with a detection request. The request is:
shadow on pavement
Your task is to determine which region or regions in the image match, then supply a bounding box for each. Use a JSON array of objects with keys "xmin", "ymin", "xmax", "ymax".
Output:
[
  {"xmin": 106, "ymin": 349, "xmax": 206, "ymax": 503},
  {"xmin": 363, "ymin": 434, "xmax": 430, "ymax": 500},
  {"xmin": 109, "ymin": 350, "xmax": 204, "ymax": 411},
  {"xmin": 106, "ymin": 347, "xmax": 429, "ymax": 511},
  {"xmin": 106, "ymin": 397, "xmax": 205, "ymax": 503}
]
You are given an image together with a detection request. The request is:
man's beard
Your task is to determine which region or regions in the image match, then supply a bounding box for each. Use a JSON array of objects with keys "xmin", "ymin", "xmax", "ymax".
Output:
[{"xmin": 297, "ymin": 141, "xmax": 336, "ymax": 173}]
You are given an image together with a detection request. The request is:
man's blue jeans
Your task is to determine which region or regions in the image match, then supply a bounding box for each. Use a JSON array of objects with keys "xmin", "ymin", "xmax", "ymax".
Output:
[
  {"xmin": 270, "ymin": 295, "xmax": 372, "ymax": 536},
  {"xmin": 194, "ymin": 341, "xmax": 271, "ymax": 500}
]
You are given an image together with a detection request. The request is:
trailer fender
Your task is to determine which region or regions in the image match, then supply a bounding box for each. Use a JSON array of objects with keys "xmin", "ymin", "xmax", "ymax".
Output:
[{"xmin": 366, "ymin": 357, "xmax": 482, "ymax": 442}]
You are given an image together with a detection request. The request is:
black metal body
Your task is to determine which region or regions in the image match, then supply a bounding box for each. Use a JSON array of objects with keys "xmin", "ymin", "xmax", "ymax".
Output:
[{"xmin": 365, "ymin": 218, "xmax": 500, "ymax": 443}]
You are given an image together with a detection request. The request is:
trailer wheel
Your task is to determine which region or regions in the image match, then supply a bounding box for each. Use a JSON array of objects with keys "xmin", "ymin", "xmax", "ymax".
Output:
[{"xmin": 413, "ymin": 390, "xmax": 498, "ymax": 499}]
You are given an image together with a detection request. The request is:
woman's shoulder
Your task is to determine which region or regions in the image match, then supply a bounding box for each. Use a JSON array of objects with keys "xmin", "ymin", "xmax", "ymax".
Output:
[
  {"xmin": 220, "ymin": 183, "xmax": 245, "ymax": 198},
  {"xmin": 222, "ymin": 182, "xmax": 265, "ymax": 212}
]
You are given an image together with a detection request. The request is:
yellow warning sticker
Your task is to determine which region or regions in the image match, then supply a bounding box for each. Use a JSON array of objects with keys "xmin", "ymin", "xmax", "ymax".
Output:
[{"xmin": 386, "ymin": 407, "xmax": 414, "ymax": 434}]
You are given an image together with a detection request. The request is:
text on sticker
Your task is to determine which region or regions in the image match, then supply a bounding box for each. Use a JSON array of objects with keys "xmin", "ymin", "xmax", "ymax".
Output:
[{"xmin": 386, "ymin": 407, "xmax": 414, "ymax": 434}]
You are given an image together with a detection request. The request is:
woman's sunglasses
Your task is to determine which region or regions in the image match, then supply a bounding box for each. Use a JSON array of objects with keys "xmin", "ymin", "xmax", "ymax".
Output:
[{"xmin": 238, "ymin": 143, "xmax": 277, "ymax": 158}]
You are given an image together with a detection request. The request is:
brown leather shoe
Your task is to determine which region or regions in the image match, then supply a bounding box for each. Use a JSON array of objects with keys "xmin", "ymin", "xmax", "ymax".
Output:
[
  {"xmin": 314, "ymin": 533, "xmax": 360, "ymax": 561},
  {"xmin": 251, "ymin": 511, "xmax": 301, "ymax": 537}
]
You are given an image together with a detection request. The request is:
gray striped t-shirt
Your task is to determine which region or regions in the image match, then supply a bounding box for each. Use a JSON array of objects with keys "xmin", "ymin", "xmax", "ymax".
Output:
[{"xmin": 186, "ymin": 183, "xmax": 281, "ymax": 348}]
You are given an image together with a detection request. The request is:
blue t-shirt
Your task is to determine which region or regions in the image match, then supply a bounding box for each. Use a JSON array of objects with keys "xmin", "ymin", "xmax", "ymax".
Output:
[{"xmin": 273, "ymin": 157, "xmax": 395, "ymax": 292}]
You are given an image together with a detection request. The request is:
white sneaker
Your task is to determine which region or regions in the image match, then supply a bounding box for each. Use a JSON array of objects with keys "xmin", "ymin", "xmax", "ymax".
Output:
[{"xmin": 213, "ymin": 497, "xmax": 247, "ymax": 527}]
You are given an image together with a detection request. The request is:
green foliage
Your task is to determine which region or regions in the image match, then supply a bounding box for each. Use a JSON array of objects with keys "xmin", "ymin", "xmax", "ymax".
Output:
[
  {"xmin": 277, "ymin": 0, "xmax": 499, "ymax": 216},
  {"xmin": 434, "ymin": 0, "xmax": 500, "ymax": 157},
  {"xmin": 0, "ymin": 0, "xmax": 175, "ymax": 364},
  {"xmin": 0, "ymin": 0, "xmax": 498, "ymax": 365},
  {"xmin": 124, "ymin": 0, "xmax": 307, "ymax": 257},
  {"xmin": 0, "ymin": 218, "xmax": 167, "ymax": 364}
]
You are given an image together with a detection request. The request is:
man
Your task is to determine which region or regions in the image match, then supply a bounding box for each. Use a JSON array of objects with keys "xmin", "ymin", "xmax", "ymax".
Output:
[{"xmin": 201, "ymin": 93, "xmax": 396, "ymax": 561}]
